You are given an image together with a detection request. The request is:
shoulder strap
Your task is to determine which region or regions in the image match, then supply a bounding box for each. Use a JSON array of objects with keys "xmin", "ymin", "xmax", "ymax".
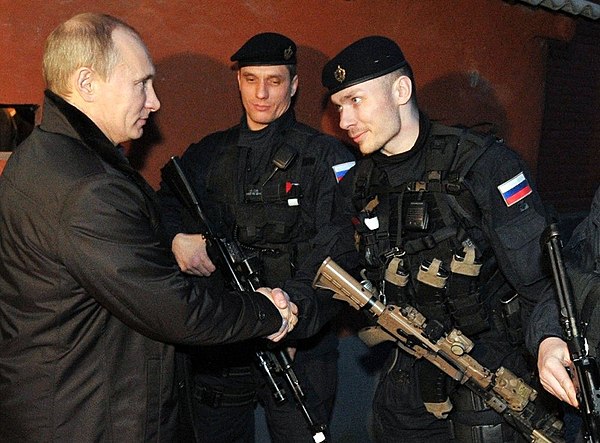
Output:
[
  {"xmin": 451, "ymin": 129, "xmax": 496, "ymax": 183},
  {"xmin": 400, "ymin": 124, "xmax": 491, "ymax": 236},
  {"xmin": 427, "ymin": 124, "xmax": 465, "ymax": 181},
  {"xmin": 352, "ymin": 157, "xmax": 377, "ymax": 211},
  {"xmin": 427, "ymin": 123, "xmax": 495, "ymax": 189},
  {"xmin": 281, "ymin": 125, "xmax": 319, "ymax": 180}
]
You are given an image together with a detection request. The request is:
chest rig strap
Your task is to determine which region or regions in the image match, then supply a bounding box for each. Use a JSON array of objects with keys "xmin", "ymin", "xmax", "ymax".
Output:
[
  {"xmin": 353, "ymin": 159, "xmax": 394, "ymax": 272},
  {"xmin": 416, "ymin": 126, "xmax": 493, "ymax": 336},
  {"xmin": 354, "ymin": 124, "xmax": 497, "ymax": 336},
  {"xmin": 398, "ymin": 127, "xmax": 466, "ymax": 256},
  {"xmin": 219, "ymin": 126, "xmax": 319, "ymax": 285}
]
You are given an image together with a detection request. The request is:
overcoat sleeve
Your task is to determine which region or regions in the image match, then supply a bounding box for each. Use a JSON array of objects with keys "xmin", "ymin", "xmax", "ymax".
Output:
[{"xmin": 58, "ymin": 173, "xmax": 282, "ymax": 344}]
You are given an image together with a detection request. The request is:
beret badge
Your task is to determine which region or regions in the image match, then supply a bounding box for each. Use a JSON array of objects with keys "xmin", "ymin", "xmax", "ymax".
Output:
[
  {"xmin": 321, "ymin": 36, "xmax": 407, "ymax": 95},
  {"xmin": 284, "ymin": 46, "xmax": 294, "ymax": 61},
  {"xmin": 334, "ymin": 65, "xmax": 346, "ymax": 83}
]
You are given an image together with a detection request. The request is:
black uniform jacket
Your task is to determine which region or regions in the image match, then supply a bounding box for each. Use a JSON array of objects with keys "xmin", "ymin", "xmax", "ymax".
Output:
[
  {"xmin": 159, "ymin": 109, "xmax": 357, "ymax": 340},
  {"xmin": 345, "ymin": 115, "xmax": 559, "ymax": 361},
  {"xmin": 0, "ymin": 91, "xmax": 282, "ymax": 442}
]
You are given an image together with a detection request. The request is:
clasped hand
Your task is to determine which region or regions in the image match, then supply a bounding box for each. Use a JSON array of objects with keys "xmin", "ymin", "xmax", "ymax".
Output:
[
  {"xmin": 172, "ymin": 233, "xmax": 298, "ymax": 341},
  {"xmin": 255, "ymin": 287, "xmax": 299, "ymax": 342}
]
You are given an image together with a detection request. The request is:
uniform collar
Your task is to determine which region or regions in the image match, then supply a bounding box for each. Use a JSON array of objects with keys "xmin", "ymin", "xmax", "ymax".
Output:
[
  {"xmin": 372, "ymin": 111, "xmax": 431, "ymax": 166},
  {"xmin": 238, "ymin": 107, "xmax": 295, "ymax": 148}
]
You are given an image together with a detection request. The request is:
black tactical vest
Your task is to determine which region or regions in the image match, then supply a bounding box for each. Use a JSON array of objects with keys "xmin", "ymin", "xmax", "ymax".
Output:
[
  {"xmin": 204, "ymin": 126, "xmax": 317, "ymax": 286},
  {"xmin": 352, "ymin": 124, "xmax": 498, "ymax": 336}
]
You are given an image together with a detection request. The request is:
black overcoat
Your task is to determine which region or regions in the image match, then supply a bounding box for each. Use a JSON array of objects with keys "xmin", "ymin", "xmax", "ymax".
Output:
[{"xmin": 0, "ymin": 92, "xmax": 281, "ymax": 442}]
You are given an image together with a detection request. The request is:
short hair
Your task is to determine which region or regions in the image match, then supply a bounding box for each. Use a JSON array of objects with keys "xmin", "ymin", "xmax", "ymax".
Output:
[
  {"xmin": 43, "ymin": 13, "xmax": 143, "ymax": 97},
  {"xmin": 382, "ymin": 64, "xmax": 418, "ymax": 107},
  {"xmin": 286, "ymin": 64, "xmax": 297, "ymax": 80}
]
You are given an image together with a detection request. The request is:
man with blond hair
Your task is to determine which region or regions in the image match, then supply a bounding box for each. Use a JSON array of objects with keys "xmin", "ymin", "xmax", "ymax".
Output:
[
  {"xmin": 321, "ymin": 36, "xmax": 563, "ymax": 442},
  {"xmin": 0, "ymin": 13, "xmax": 297, "ymax": 442}
]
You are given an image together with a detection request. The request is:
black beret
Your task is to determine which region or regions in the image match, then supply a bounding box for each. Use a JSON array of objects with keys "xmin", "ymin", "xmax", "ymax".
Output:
[
  {"xmin": 231, "ymin": 32, "xmax": 296, "ymax": 67},
  {"xmin": 322, "ymin": 36, "xmax": 408, "ymax": 95}
]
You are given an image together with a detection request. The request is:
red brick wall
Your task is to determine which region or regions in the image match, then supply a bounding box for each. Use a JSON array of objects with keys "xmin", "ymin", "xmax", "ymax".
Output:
[
  {"xmin": 536, "ymin": 18, "xmax": 600, "ymax": 213},
  {"xmin": 0, "ymin": 0, "xmax": 575, "ymax": 188}
]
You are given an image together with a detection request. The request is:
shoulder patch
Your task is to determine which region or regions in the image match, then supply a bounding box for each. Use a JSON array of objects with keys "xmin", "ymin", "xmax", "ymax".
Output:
[
  {"xmin": 332, "ymin": 161, "xmax": 356, "ymax": 183},
  {"xmin": 497, "ymin": 172, "xmax": 532, "ymax": 207}
]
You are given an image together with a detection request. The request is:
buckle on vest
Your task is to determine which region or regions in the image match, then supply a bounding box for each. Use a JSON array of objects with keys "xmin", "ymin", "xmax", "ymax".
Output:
[
  {"xmin": 383, "ymin": 247, "xmax": 405, "ymax": 260},
  {"xmin": 376, "ymin": 231, "xmax": 389, "ymax": 241},
  {"xmin": 446, "ymin": 182, "xmax": 462, "ymax": 194},
  {"xmin": 423, "ymin": 235, "xmax": 437, "ymax": 249},
  {"xmin": 410, "ymin": 181, "xmax": 427, "ymax": 192},
  {"xmin": 362, "ymin": 232, "xmax": 377, "ymax": 246}
]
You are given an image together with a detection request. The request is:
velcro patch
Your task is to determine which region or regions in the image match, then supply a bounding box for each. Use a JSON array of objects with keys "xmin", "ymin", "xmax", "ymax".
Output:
[
  {"xmin": 332, "ymin": 161, "xmax": 356, "ymax": 183},
  {"xmin": 497, "ymin": 172, "xmax": 532, "ymax": 207}
]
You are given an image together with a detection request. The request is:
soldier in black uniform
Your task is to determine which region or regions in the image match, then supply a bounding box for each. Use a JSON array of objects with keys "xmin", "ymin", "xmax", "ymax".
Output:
[
  {"xmin": 159, "ymin": 33, "xmax": 356, "ymax": 442},
  {"xmin": 321, "ymin": 36, "xmax": 562, "ymax": 442},
  {"xmin": 537, "ymin": 186, "xmax": 600, "ymax": 411}
]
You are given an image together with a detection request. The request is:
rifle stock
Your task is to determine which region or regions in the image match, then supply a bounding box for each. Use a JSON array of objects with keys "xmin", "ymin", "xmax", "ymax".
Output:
[
  {"xmin": 161, "ymin": 156, "xmax": 327, "ymax": 443},
  {"xmin": 313, "ymin": 257, "xmax": 564, "ymax": 443},
  {"xmin": 543, "ymin": 224, "xmax": 600, "ymax": 443}
]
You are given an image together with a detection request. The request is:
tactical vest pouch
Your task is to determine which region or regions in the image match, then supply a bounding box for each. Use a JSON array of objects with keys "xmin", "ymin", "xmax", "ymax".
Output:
[
  {"xmin": 447, "ymin": 244, "xmax": 489, "ymax": 336},
  {"xmin": 385, "ymin": 257, "xmax": 409, "ymax": 287},
  {"xmin": 236, "ymin": 202, "xmax": 300, "ymax": 245},
  {"xmin": 420, "ymin": 361, "xmax": 452, "ymax": 419},
  {"xmin": 499, "ymin": 293, "xmax": 523, "ymax": 346},
  {"xmin": 415, "ymin": 258, "xmax": 450, "ymax": 325},
  {"xmin": 417, "ymin": 258, "xmax": 448, "ymax": 288},
  {"xmin": 448, "ymin": 386, "xmax": 509, "ymax": 443},
  {"xmin": 383, "ymin": 256, "xmax": 410, "ymax": 306},
  {"xmin": 405, "ymin": 199, "xmax": 429, "ymax": 231}
]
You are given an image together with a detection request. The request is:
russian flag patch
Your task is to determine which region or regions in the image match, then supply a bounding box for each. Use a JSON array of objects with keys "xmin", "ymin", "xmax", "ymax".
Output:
[
  {"xmin": 497, "ymin": 172, "xmax": 532, "ymax": 207},
  {"xmin": 332, "ymin": 161, "xmax": 356, "ymax": 183}
]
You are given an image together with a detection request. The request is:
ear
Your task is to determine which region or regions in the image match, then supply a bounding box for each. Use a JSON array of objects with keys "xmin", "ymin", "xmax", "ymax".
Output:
[
  {"xmin": 73, "ymin": 67, "xmax": 96, "ymax": 102},
  {"xmin": 236, "ymin": 70, "xmax": 242, "ymax": 90},
  {"xmin": 393, "ymin": 75, "xmax": 413, "ymax": 106},
  {"xmin": 290, "ymin": 74, "xmax": 299, "ymax": 97}
]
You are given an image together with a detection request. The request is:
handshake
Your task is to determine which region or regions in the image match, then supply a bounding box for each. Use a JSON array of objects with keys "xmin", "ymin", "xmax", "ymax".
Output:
[
  {"xmin": 161, "ymin": 159, "xmax": 299, "ymax": 343},
  {"xmin": 256, "ymin": 287, "xmax": 299, "ymax": 342}
]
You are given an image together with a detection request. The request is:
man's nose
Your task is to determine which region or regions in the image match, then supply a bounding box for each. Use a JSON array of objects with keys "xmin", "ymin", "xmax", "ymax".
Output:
[
  {"xmin": 146, "ymin": 84, "xmax": 161, "ymax": 112},
  {"xmin": 256, "ymin": 80, "xmax": 269, "ymax": 99},
  {"xmin": 339, "ymin": 108, "xmax": 354, "ymax": 131}
]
